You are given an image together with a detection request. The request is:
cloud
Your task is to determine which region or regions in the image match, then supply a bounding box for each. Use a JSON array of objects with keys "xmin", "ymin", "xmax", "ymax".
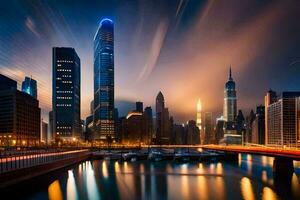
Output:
[{"xmin": 25, "ymin": 17, "xmax": 41, "ymax": 38}]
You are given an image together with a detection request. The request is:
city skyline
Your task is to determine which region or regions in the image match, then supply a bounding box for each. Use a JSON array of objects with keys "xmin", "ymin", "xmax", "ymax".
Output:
[{"xmin": 1, "ymin": 1, "xmax": 300, "ymax": 123}]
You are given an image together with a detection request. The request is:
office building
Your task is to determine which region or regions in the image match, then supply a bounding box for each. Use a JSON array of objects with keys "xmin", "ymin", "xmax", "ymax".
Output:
[
  {"xmin": 251, "ymin": 105, "xmax": 265, "ymax": 144},
  {"xmin": 22, "ymin": 76, "xmax": 37, "ymax": 99},
  {"xmin": 265, "ymin": 91, "xmax": 300, "ymax": 147},
  {"xmin": 52, "ymin": 47, "xmax": 81, "ymax": 142},
  {"xmin": 94, "ymin": 18, "xmax": 115, "ymax": 140},
  {"xmin": 0, "ymin": 74, "xmax": 40, "ymax": 146},
  {"xmin": 196, "ymin": 99, "xmax": 203, "ymax": 142}
]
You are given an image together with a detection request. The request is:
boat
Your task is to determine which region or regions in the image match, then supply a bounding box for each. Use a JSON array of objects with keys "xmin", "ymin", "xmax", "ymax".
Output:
[{"xmin": 148, "ymin": 150, "xmax": 163, "ymax": 161}]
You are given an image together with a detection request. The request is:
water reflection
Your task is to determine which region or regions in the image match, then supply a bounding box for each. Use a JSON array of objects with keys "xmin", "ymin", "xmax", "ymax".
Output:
[
  {"xmin": 25, "ymin": 155, "xmax": 300, "ymax": 200},
  {"xmin": 67, "ymin": 170, "xmax": 78, "ymax": 200},
  {"xmin": 262, "ymin": 187, "xmax": 278, "ymax": 200},
  {"xmin": 48, "ymin": 180, "xmax": 63, "ymax": 200},
  {"xmin": 85, "ymin": 161, "xmax": 100, "ymax": 200},
  {"xmin": 240, "ymin": 177, "xmax": 255, "ymax": 200}
]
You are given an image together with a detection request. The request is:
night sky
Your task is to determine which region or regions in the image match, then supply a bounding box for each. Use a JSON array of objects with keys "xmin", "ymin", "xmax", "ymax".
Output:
[{"xmin": 0, "ymin": 0, "xmax": 300, "ymax": 123}]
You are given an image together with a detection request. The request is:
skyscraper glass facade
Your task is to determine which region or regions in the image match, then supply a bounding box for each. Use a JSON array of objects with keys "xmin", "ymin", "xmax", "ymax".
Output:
[
  {"xmin": 21, "ymin": 76, "xmax": 37, "ymax": 99},
  {"xmin": 52, "ymin": 47, "xmax": 81, "ymax": 141},
  {"xmin": 94, "ymin": 18, "xmax": 115, "ymax": 140}
]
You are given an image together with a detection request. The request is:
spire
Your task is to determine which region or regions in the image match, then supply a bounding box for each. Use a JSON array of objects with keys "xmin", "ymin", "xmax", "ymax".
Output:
[{"xmin": 229, "ymin": 65, "xmax": 233, "ymax": 80}]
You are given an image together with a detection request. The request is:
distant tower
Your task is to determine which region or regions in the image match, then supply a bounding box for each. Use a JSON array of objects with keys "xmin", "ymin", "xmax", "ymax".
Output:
[
  {"xmin": 155, "ymin": 91, "xmax": 170, "ymax": 144},
  {"xmin": 22, "ymin": 76, "xmax": 37, "ymax": 99},
  {"xmin": 223, "ymin": 66, "xmax": 237, "ymax": 122},
  {"xmin": 196, "ymin": 99, "xmax": 202, "ymax": 129},
  {"xmin": 93, "ymin": 18, "xmax": 115, "ymax": 140}
]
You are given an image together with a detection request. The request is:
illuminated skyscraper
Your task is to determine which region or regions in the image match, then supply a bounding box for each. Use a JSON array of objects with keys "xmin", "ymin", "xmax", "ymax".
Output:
[
  {"xmin": 223, "ymin": 67, "xmax": 237, "ymax": 122},
  {"xmin": 21, "ymin": 76, "xmax": 37, "ymax": 99},
  {"xmin": 196, "ymin": 99, "xmax": 202, "ymax": 129},
  {"xmin": 94, "ymin": 18, "xmax": 115, "ymax": 140},
  {"xmin": 52, "ymin": 47, "xmax": 81, "ymax": 141}
]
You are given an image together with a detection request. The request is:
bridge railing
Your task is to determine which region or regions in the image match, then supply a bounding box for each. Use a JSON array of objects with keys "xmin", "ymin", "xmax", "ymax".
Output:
[{"xmin": 0, "ymin": 149, "xmax": 89, "ymax": 174}]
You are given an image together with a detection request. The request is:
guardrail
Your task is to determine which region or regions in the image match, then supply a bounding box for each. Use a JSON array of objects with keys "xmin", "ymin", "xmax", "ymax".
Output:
[{"xmin": 0, "ymin": 149, "xmax": 89, "ymax": 174}]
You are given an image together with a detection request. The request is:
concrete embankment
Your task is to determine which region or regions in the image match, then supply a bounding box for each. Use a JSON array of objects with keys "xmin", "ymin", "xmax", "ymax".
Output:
[{"xmin": 0, "ymin": 152, "xmax": 91, "ymax": 188}]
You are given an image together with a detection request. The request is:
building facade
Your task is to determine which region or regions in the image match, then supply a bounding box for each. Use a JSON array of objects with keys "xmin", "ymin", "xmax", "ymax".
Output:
[
  {"xmin": 0, "ymin": 74, "xmax": 40, "ymax": 146},
  {"xmin": 251, "ymin": 105, "xmax": 265, "ymax": 144},
  {"xmin": 265, "ymin": 92, "xmax": 300, "ymax": 147},
  {"xmin": 22, "ymin": 76, "xmax": 37, "ymax": 99},
  {"xmin": 94, "ymin": 18, "xmax": 115, "ymax": 140},
  {"xmin": 52, "ymin": 47, "xmax": 81, "ymax": 142}
]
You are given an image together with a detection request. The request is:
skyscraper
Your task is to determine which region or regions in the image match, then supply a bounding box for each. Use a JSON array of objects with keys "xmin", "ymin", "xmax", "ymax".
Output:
[
  {"xmin": 52, "ymin": 47, "xmax": 81, "ymax": 142},
  {"xmin": 155, "ymin": 91, "xmax": 170, "ymax": 144},
  {"xmin": 251, "ymin": 105, "xmax": 265, "ymax": 145},
  {"xmin": 94, "ymin": 18, "xmax": 115, "ymax": 140},
  {"xmin": 136, "ymin": 101, "xmax": 143, "ymax": 113},
  {"xmin": 223, "ymin": 67, "xmax": 237, "ymax": 122},
  {"xmin": 21, "ymin": 76, "xmax": 37, "ymax": 99},
  {"xmin": 265, "ymin": 91, "xmax": 300, "ymax": 147},
  {"xmin": 196, "ymin": 99, "xmax": 202, "ymax": 142}
]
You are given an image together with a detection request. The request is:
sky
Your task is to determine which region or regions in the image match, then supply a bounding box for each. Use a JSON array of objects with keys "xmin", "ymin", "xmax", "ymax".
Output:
[{"xmin": 0, "ymin": 0, "xmax": 300, "ymax": 123}]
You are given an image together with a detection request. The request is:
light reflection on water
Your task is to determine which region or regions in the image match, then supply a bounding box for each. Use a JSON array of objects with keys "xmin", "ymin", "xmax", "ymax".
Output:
[{"xmin": 35, "ymin": 154, "xmax": 300, "ymax": 200}]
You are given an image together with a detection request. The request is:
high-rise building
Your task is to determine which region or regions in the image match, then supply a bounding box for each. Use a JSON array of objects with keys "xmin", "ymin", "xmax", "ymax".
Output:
[
  {"xmin": 155, "ymin": 91, "xmax": 171, "ymax": 144},
  {"xmin": 251, "ymin": 105, "xmax": 265, "ymax": 144},
  {"xmin": 185, "ymin": 120, "xmax": 200, "ymax": 145},
  {"xmin": 49, "ymin": 111, "xmax": 54, "ymax": 142},
  {"xmin": 264, "ymin": 89, "xmax": 277, "ymax": 145},
  {"xmin": 265, "ymin": 91, "xmax": 300, "ymax": 147},
  {"xmin": 215, "ymin": 116, "xmax": 225, "ymax": 144},
  {"xmin": 0, "ymin": 74, "xmax": 40, "ymax": 146},
  {"xmin": 223, "ymin": 67, "xmax": 237, "ymax": 122},
  {"xmin": 196, "ymin": 99, "xmax": 202, "ymax": 142},
  {"xmin": 52, "ymin": 47, "xmax": 81, "ymax": 142},
  {"xmin": 21, "ymin": 76, "xmax": 37, "ymax": 99},
  {"xmin": 41, "ymin": 120, "xmax": 48, "ymax": 144},
  {"xmin": 144, "ymin": 106, "xmax": 153, "ymax": 144},
  {"xmin": 136, "ymin": 101, "xmax": 143, "ymax": 113},
  {"xmin": 94, "ymin": 18, "xmax": 115, "ymax": 140},
  {"xmin": 204, "ymin": 112, "xmax": 213, "ymax": 144}
]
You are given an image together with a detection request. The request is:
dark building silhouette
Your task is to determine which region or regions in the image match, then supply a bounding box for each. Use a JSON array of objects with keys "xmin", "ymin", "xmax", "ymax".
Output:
[
  {"xmin": 52, "ymin": 47, "xmax": 81, "ymax": 142},
  {"xmin": 120, "ymin": 104, "xmax": 153, "ymax": 144},
  {"xmin": 215, "ymin": 117, "xmax": 225, "ymax": 144},
  {"xmin": 155, "ymin": 91, "xmax": 171, "ymax": 144},
  {"xmin": 21, "ymin": 76, "xmax": 37, "ymax": 99},
  {"xmin": 0, "ymin": 74, "xmax": 40, "ymax": 146},
  {"xmin": 245, "ymin": 109, "xmax": 256, "ymax": 143},
  {"xmin": 172, "ymin": 124, "xmax": 185, "ymax": 144},
  {"xmin": 136, "ymin": 101, "xmax": 143, "ymax": 113},
  {"xmin": 184, "ymin": 120, "xmax": 200, "ymax": 145},
  {"xmin": 144, "ymin": 106, "xmax": 153, "ymax": 144},
  {"xmin": 94, "ymin": 18, "xmax": 115, "ymax": 140},
  {"xmin": 204, "ymin": 112, "xmax": 213, "ymax": 144},
  {"xmin": 252, "ymin": 105, "xmax": 265, "ymax": 144},
  {"xmin": 41, "ymin": 120, "xmax": 48, "ymax": 144}
]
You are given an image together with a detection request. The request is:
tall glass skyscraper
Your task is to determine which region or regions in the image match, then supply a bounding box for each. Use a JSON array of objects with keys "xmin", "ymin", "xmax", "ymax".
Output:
[
  {"xmin": 52, "ymin": 47, "xmax": 81, "ymax": 141},
  {"xmin": 94, "ymin": 18, "xmax": 115, "ymax": 140},
  {"xmin": 223, "ymin": 67, "xmax": 237, "ymax": 122},
  {"xmin": 22, "ymin": 76, "xmax": 37, "ymax": 99}
]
